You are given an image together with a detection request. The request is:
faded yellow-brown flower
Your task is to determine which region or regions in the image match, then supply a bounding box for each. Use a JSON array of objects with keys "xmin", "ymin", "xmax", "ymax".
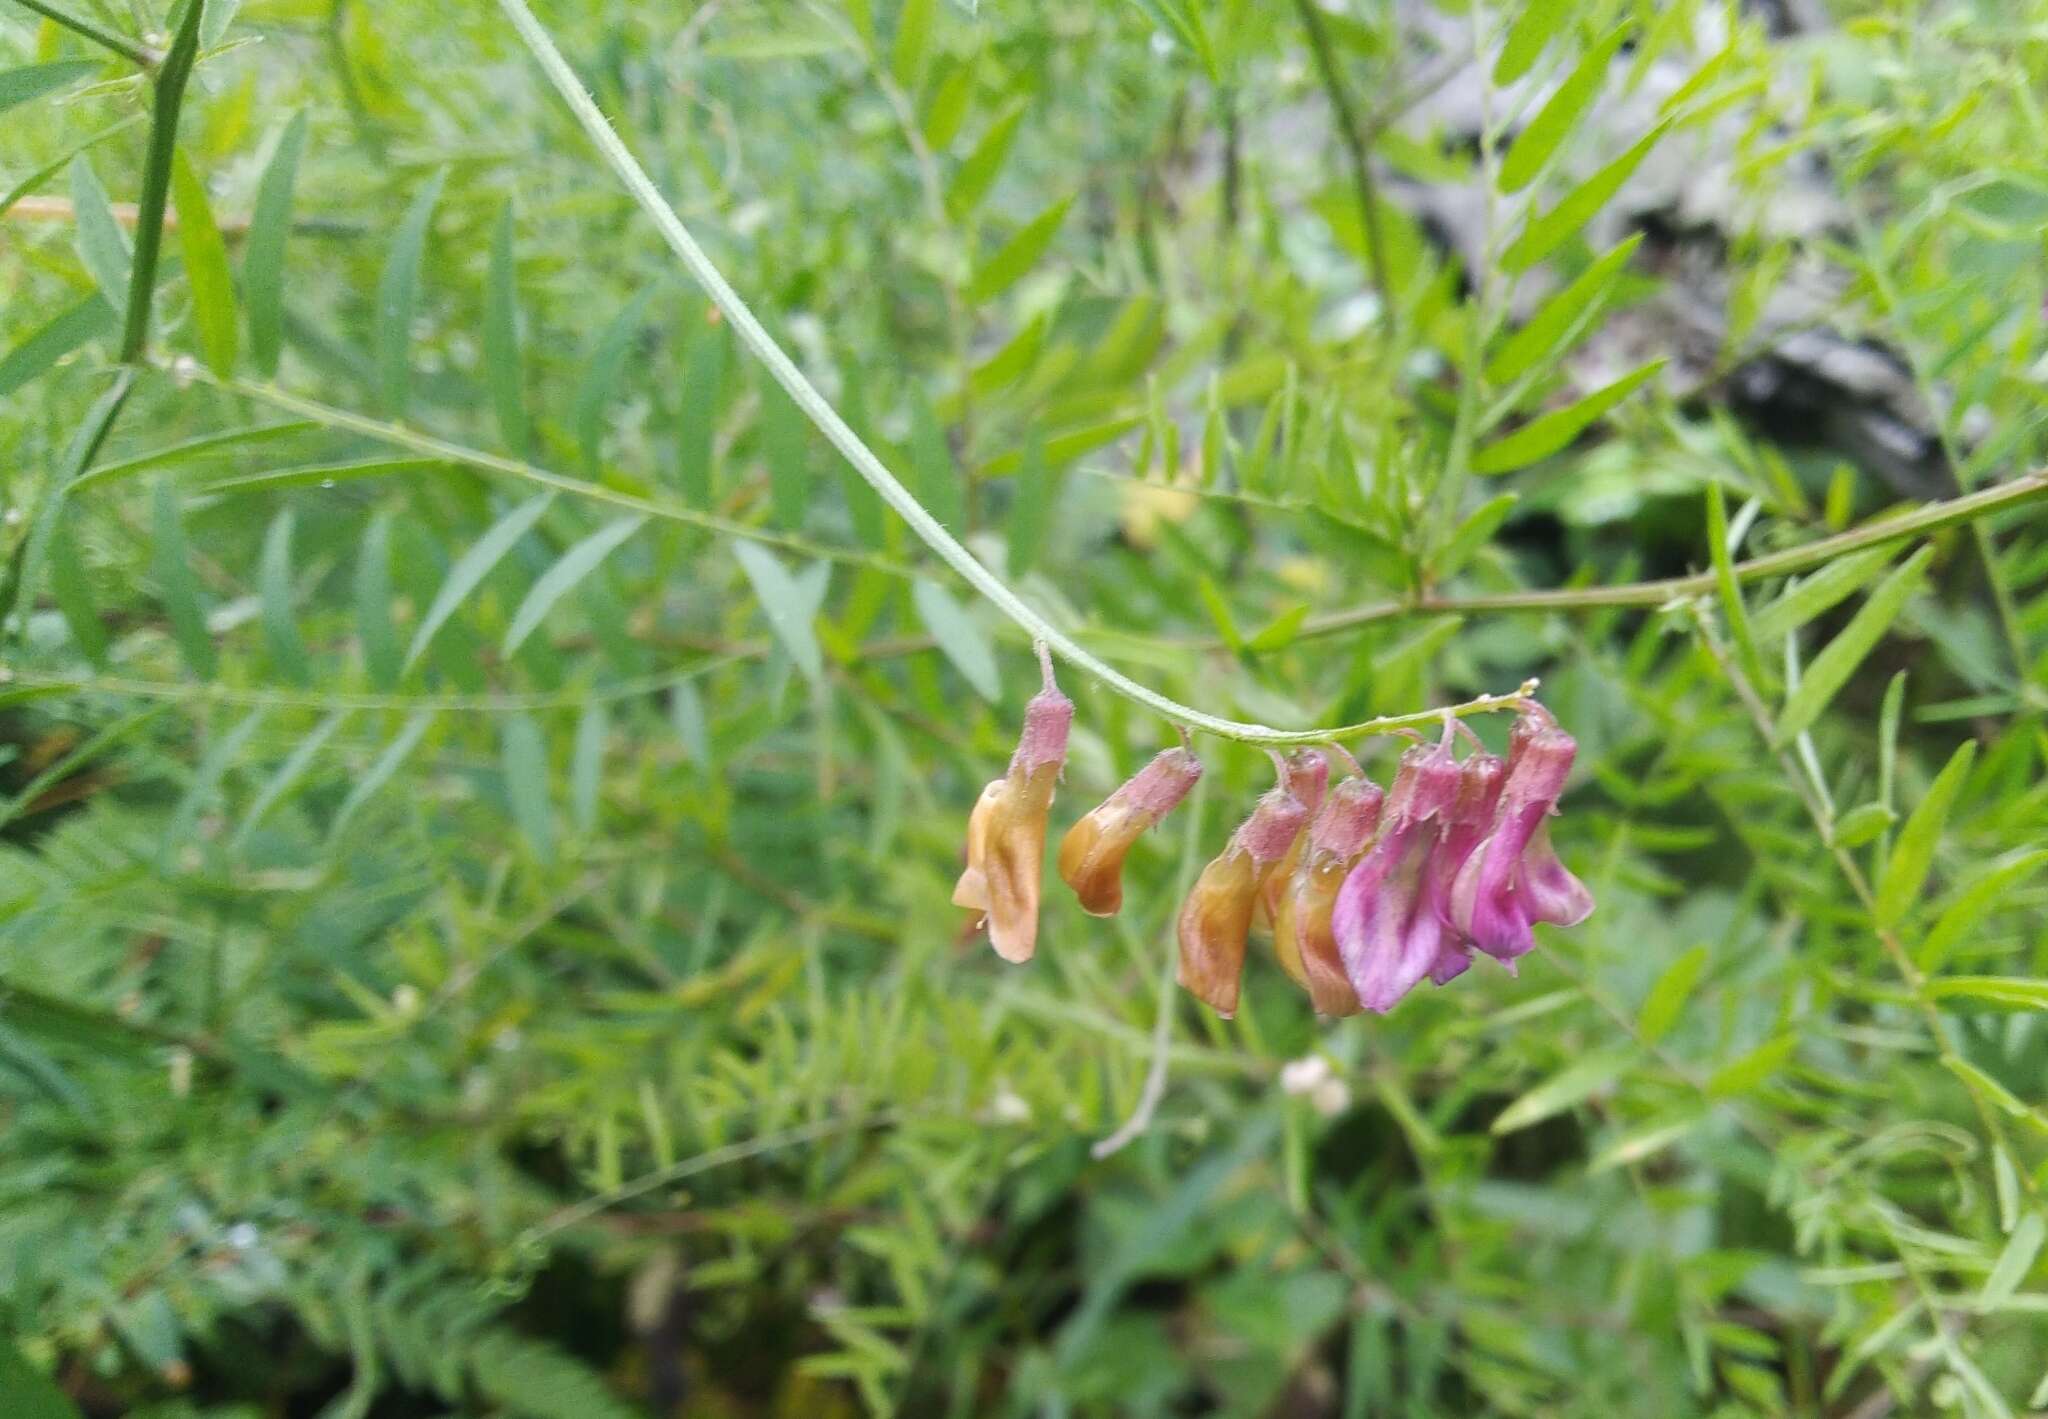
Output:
[
  {"xmin": 1177, "ymin": 762, "xmax": 1309, "ymax": 1017},
  {"xmin": 1057, "ymin": 746, "xmax": 1203, "ymax": 916},
  {"xmin": 953, "ymin": 651, "xmax": 1072, "ymax": 963}
]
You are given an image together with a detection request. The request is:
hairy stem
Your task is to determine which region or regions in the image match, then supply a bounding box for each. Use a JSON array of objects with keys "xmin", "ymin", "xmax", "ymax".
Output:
[{"xmin": 495, "ymin": 0, "xmax": 1531, "ymax": 745}]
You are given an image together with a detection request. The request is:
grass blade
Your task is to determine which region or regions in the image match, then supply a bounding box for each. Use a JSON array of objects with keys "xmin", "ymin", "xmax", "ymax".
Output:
[
  {"xmin": 1875, "ymin": 737, "xmax": 1974, "ymax": 927},
  {"xmin": 259, "ymin": 508, "xmax": 311, "ymax": 684},
  {"xmin": 484, "ymin": 201, "xmax": 529, "ymax": 456},
  {"xmin": 69, "ymin": 155, "xmax": 132, "ymax": 311},
  {"xmin": 1500, "ymin": 24, "xmax": 1630, "ymax": 193},
  {"xmin": 1472, "ymin": 359, "xmax": 1664, "ymax": 474},
  {"xmin": 0, "ymin": 296, "xmax": 116, "ymax": 402},
  {"xmin": 731, "ymin": 542, "xmax": 824, "ymax": 686},
  {"xmin": 1772, "ymin": 545, "xmax": 1932, "ymax": 747},
  {"xmin": 170, "ymin": 148, "xmax": 238, "ymax": 375},
  {"xmin": 244, "ymin": 109, "xmax": 308, "ymax": 378},
  {"xmin": 501, "ymin": 515, "xmax": 646, "ymax": 658},
  {"xmin": 911, "ymin": 578, "xmax": 1000, "ymax": 700},
  {"xmin": 375, "ymin": 168, "xmax": 447, "ymax": 417},
  {"xmin": 150, "ymin": 479, "xmax": 215, "ymax": 677},
  {"xmin": 405, "ymin": 494, "xmax": 554, "ymax": 671},
  {"xmin": 1504, "ymin": 120, "xmax": 1670, "ymax": 274}
]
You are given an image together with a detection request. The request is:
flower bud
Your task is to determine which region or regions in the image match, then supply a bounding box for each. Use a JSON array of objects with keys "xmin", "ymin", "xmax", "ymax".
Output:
[
  {"xmin": 953, "ymin": 670, "xmax": 1072, "ymax": 963},
  {"xmin": 1058, "ymin": 746, "xmax": 1203, "ymax": 916},
  {"xmin": 1332, "ymin": 733, "xmax": 1461, "ymax": 1013},
  {"xmin": 1258, "ymin": 749, "xmax": 1332, "ymax": 926},
  {"xmin": 1177, "ymin": 777, "xmax": 1310, "ymax": 1018},
  {"xmin": 1273, "ymin": 775, "xmax": 1384, "ymax": 1016}
]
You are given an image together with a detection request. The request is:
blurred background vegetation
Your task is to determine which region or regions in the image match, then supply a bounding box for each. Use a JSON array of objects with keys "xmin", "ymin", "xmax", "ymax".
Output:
[{"xmin": 3, "ymin": 0, "xmax": 2047, "ymax": 1415}]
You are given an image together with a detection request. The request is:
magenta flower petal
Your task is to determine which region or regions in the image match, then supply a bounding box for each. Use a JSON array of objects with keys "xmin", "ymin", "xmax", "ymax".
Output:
[
  {"xmin": 1518, "ymin": 819, "xmax": 1594, "ymax": 926},
  {"xmin": 1332, "ymin": 738, "xmax": 1460, "ymax": 1014}
]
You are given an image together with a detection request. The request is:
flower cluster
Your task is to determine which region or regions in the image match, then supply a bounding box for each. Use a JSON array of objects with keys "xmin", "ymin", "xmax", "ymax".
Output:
[{"xmin": 956, "ymin": 654, "xmax": 1592, "ymax": 1016}]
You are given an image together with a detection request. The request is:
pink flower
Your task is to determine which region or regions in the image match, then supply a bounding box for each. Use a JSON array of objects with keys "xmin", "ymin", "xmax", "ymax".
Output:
[
  {"xmin": 1331, "ymin": 733, "xmax": 1461, "ymax": 1013},
  {"xmin": 1448, "ymin": 703, "xmax": 1594, "ymax": 965},
  {"xmin": 1272, "ymin": 772, "xmax": 1384, "ymax": 1016},
  {"xmin": 1423, "ymin": 749, "xmax": 1507, "ymax": 986}
]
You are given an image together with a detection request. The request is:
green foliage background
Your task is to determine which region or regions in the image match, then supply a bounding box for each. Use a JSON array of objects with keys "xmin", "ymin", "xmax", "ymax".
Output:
[{"xmin": 2, "ymin": 1, "xmax": 2046, "ymax": 1415}]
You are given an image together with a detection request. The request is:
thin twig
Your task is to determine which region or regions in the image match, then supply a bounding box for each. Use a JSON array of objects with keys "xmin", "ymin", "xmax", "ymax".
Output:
[
  {"xmin": 1293, "ymin": 0, "xmax": 1392, "ymax": 327},
  {"xmin": 5, "ymin": 0, "xmax": 161, "ymax": 67}
]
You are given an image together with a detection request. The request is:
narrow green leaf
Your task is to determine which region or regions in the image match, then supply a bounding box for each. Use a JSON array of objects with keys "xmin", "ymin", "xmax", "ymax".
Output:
[
  {"xmin": 571, "ymin": 702, "xmax": 606, "ymax": 834},
  {"xmin": 1707, "ymin": 1034, "xmax": 1797, "ymax": 1097},
  {"xmin": 69, "ymin": 155, "xmax": 131, "ymax": 312},
  {"xmin": 1919, "ymin": 849, "xmax": 2048, "ymax": 972},
  {"xmin": 484, "ymin": 202, "xmax": 529, "ymax": 456},
  {"xmin": 921, "ymin": 54, "xmax": 975, "ymax": 149},
  {"xmin": 1638, "ymin": 945, "xmax": 1706, "ymax": 1046},
  {"xmin": 150, "ymin": 480, "xmax": 214, "ymax": 677},
  {"xmin": 911, "ymin": 578, "xmax": 999, "ymax": 701},
  {"xmin": 48, "ymin": 512, "xmax": 107, "ymax": 668},
  {"xmin": 732, "ymin": 542, "xmax": 824, "ymax": 686},
  {"xmin": 202, "ymin": 0, "xmax": 243, "ymax": 45},
  {"xmin": 1472, "ymin": 359, "xmax": 1664, "ymax": 474},
  {"xmin": 330, "ymin": 711, "xmax": 433, "ymax": 838},
  {"xmin": 969, "ymin": 197, "xmax": 1071, "ymax": 303},
  {"xmin": 1500, "ymin": 25, "xmax": 1631, "ymax": 193},
  {"xmin": 259, "ymin": 509, "xmax": 311, "ymax": 684},
  {"xmin": 1486, "ymin": 235, "xmax": 1642, "ymax": 385},
  {"xmin": 948, "ymin": 103, "xmax": 1024, "ymax": 218},
  {"xmin": 574, "ymin": 288, "xmax": 655, "ymax": 473},
  {"xmin": 501, "ymin": 713, "xmax": 555, "ymax": 864},
  {"xmin": 203, "ymin": 456, "xmax": 441, "ymax": 497},
  {"xmin": 502, "ymin": 514, "xmax": 646, "ymax": 658},
  {"xmin": 908, "ymin": 396, "xmax": 963, "ymax": 530},
  {"xmin": 1005, "ymin": 433, "xmax": 1052, "ymax": 578},
  {"xmin": 1491, "ymin": 1051, "xmax": 1631, "ymax": 1133},
  {"xmin": 671, "ymin": 680, "xmax": 709, "ymax": 765},
  {"xmin": 1246, "ymin": 604, "xmax": 1310, "ymax": 653},
  {"xmin": 1493, "ymin": 0, "xmax": 1573, "ymax": 83},
  {"xmin": 676, "ymin": 317, "xmax": 724, "ymax": 505},
  {"xmin": 0, "ymin": 295, "xmax": 115, "ymax": 401},
  {"xmin": 1436, "ymin": 492, "xmax": 1518, "ymax": 581},
  {"xmin": 166, "ymin": 709, "xmax": 269, "ymax": 867},
  {"xmin": 1773, "ymin": 546, "xmax": 1933, "ymax": 748},
  {"xmin": 69, "ymin": 421, "xmax": 313, "ymax": 492},
  {"xmin": 405, "ymin": 494, "xmax": 555, "ymax": 671},
  {"xmin": 375, "ymin": 169, "xmax": 446, "ymax": 417},
  {"xmin": 1944, "ymin": 1054, "xmax": 2036, "ymax": 1123},
  {"xmin": 890, "ymin": 0, "xmax": 934, "ymax": 89},
  {"xmin": 1995, "ymin": 1149, "xmax": 2022, "ymax": 1235},
  {"xmin": 1923, "ymin": 976, "xmax": 2048, "ymax": 1011},
  {"xmin": 1197, "ymin": 576, "xmax": 1243, "ymax": 653},
  {"xmin": 1750, "ymin": 546, "xmax": 1895, "ymax": 643},
  {"xmin": 170, "ymin": 149, "xmax": 237, "ymax": 375},
  {"xmin": 234, "ymin": 709, "xmax": 348, "ymax": 848},
  {"xmin": 1981, "ymin": 1213, "xmax": 2045, "ymax": 1307},
  {"xmin": 244, "ymin": 110, "xmax": 308, "ymax": 377},
  {"xmin": 1831, "ymin": 802, "xmax": 1896, "ymax": 850},
  {"xmin": 761, "ymin": 386, "xmax": 811, "ymax": 530},
  {"xmin": 0, "ymin": 60, "xmax": 98, "ymax": 115},
  {"xmin": 1504, "ymin": 120, "xmax": 1671, "ymax": 273},
  {"xmin": 1588, "ymin": 1116, "xmax": 1703, "ymax": 1174},
  {"xmin": 1707, "ymin": 484, "xmax": 1768, "ymax": 690},
  {"xmin": 356, "ymin": 509, "xmax": 401, "ymax": 690}
]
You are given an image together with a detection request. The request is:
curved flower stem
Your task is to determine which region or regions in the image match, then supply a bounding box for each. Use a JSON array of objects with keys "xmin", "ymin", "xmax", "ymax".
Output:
[{"xmin": 495, "ymin": 0, "xmax": 1530, "ymax": 746}]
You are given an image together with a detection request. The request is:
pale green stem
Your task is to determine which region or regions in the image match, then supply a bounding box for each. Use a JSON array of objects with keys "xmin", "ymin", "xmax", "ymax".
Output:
[{"xmin": 494, "ymin": 0, "xmax": 1531, "ymax": 745}]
